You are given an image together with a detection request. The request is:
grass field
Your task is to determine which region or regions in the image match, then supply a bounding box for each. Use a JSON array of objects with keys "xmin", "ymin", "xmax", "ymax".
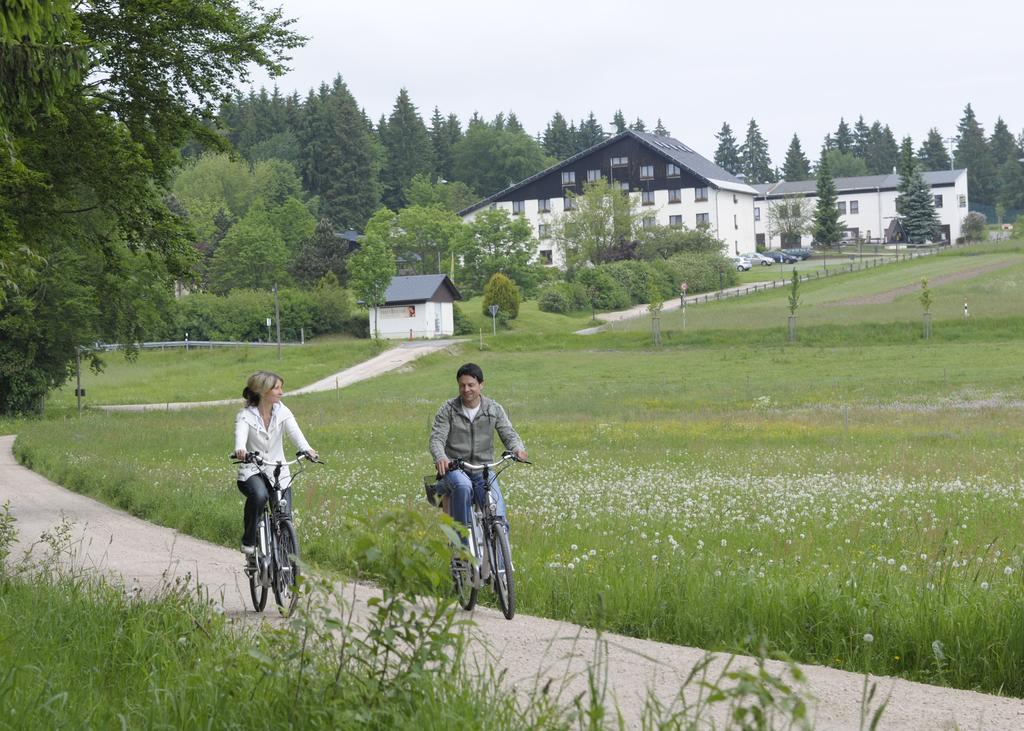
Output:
[
  {"xmin": 11, "ymin": 240, "xmax": 1024, "ymax": 698},
  {"xmin": 47, "ymin": 335, "xmax": 386, "ymax": 406}
]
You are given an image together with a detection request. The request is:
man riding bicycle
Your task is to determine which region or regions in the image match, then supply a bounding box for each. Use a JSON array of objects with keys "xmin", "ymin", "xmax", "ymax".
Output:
[{"xmin": 429, "ymin": 363, "xmax": 528, "ymax": 533}]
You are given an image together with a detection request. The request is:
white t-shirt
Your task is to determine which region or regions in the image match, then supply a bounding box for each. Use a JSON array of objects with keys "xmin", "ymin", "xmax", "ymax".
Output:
[{"xmin": 462, "ymin": 403, "xmax": 480, "ymax": 422}]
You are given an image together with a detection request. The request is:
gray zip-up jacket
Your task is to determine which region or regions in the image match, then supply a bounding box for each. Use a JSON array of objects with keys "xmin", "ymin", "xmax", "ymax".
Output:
[{"xmin": 429, "ymin": 396, "xmax": 525, "ymax": 465}]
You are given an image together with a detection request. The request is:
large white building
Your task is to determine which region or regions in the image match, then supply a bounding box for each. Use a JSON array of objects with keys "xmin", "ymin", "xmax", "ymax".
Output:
[
  {"xmin": 459, "ymin": 129, "xmax": 759, "ymax": 265},
  {"xmin": 752, "ymin": 169, "xmax": 969, "ymax": 248}
]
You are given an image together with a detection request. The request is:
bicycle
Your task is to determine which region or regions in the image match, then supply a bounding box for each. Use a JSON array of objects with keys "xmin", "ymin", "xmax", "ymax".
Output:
[
  {"xmin": 232, "ymin": 450, "xmax": 321, "ymax": 616},
  {"xmin": 426, "ymin": 451, "xmax": 528, "ymax": 620}
]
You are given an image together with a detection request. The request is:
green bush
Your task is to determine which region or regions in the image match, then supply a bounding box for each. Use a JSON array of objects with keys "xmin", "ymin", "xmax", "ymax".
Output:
[
  {"xmin": 167, "ymin": 286, "xmax": 355, "ymax": 341},
  {"xmin": 452, "ymin": 302, "xmax": 475, "ymax": 335},
  {"xmin": 664, "ymin": 252, "xmax": 738, "ymax": 293},
  {"xmin": 537, "ymin": 281, "xmax": 591, "ymax": 313},
  {"xmin": 482, "ymin": 272, "xmax": 521, "ymax": 320},
  {"xmin": 598, "ymin": 260, "xmax": 676, "ymax": 304},
  {"xmin": 573, "ymin": 267, "xmax": 631, "ymax": 311}
]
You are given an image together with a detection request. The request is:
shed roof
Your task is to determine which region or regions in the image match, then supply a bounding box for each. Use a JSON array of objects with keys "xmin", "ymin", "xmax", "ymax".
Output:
[{"xmin": 383, "ymin": 274, "xmax": 461, "ymax": 305}]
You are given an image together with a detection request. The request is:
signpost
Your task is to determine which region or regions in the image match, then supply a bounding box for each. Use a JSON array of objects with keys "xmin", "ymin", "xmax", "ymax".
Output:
[
  {"xmin": 680, "ymin": 282, "xmax": 688, "ymax": 329},
  {"xmin": 488, "ymin": 304, "xmax": 499, "ymax": 335}
]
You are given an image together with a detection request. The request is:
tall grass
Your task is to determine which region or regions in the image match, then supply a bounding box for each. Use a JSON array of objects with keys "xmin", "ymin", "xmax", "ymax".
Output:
[{"xmin": 11, "ymin": 248, "xmax": 1024, "ymax": 697}]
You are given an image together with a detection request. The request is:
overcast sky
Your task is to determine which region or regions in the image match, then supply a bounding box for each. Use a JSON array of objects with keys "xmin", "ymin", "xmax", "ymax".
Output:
[{"xmin": 245, "ymin": 0, "xmax": 1021, "ymax": 165}]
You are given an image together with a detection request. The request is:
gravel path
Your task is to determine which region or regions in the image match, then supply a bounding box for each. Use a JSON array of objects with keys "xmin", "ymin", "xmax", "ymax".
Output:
[{"xmin": 3, "ymin": 435, "xmax": 1023, "ymax": 729}]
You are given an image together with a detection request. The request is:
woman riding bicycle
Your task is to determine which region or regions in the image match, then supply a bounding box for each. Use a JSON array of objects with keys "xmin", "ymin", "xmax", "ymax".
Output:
[
  {"xmin": 429, "ymin": 363, "xmax": 527, "ymax": 532},
  {"xmin": 233, "ymin": 371, "xmax": 318, "ymax": 560}
]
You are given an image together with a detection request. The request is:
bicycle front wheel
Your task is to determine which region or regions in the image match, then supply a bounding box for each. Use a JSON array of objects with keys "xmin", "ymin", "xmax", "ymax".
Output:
[
  {"xmin": 272, "ymin": 521, "xmax": 301, "ymax": 616},
  {"xmin": 490, "ymin": 525, "xmax": 515, "ymax": 620}
]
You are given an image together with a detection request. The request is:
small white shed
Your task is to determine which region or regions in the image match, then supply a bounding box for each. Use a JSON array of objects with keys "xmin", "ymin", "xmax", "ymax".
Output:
[{"xmin": 370, "ymin": 274, "xmax": 462, "ymax": 339}]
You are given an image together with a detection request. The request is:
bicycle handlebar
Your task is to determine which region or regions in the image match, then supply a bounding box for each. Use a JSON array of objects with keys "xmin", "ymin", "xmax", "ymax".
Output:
[
  {"xmin": 448, "ymin": 451, "xmax": 530, "ymax": 473},
  {"xmin": 230, "ymin": 450, "xmax": 324, "ymax": 466}
]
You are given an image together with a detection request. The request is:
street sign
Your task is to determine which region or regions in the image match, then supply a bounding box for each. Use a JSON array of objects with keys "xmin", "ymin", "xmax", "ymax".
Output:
[{"xmin": 488, "ymin": 305, "xmax": 499, "ymax": 316}]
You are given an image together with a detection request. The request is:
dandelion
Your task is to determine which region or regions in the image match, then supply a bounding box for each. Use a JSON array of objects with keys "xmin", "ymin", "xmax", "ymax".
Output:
[
  {"xmin": 720, "ymin": 539, "xmax": 728, "ymax": 547},
  {"xmin": 899, "ymin": 564, "xmax": 908, "ymax": 572},
  {"xmin": 651, "ymin": 554, "xmax": 658, "ymax": 562},
  {"xmin": 863, "ymin": 633, "xmax": 874, "ymax": 643},
  {"xmin": 571, "ymin": 544, "xmax": 578, "ymax": 551},
  {"xmin": 920, "ymin": 553, "xmax": 928, "ymax": 561},
  {"xmin": 1005, "ymin": 566, "xmax": 1014, "ymax": 576},
  {"xmin": 980, "ymin": 581, "xmax": 990, "ymax": 590}
]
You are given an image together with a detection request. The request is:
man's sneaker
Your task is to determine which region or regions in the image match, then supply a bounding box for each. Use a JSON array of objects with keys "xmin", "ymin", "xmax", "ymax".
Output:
[{"xmin": 241, "ymin": 543, "xmax": 256, "ymax": 555}]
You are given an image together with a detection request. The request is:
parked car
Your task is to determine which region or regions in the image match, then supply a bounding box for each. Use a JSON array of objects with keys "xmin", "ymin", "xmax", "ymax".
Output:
[
  {"xmin": 741, "ymin": 252, "xmax": 774, "ymax": 266},
  {"xmin": 763, "ymin": 250, "xmax": 798, "ymax": 264},
  {"xmin": 782, "ymin": 248, "xmax": 813, "ymax": 260},
  {"xmin": 730, "ymin": 256, "xmax": 751, "ymax": 271}
]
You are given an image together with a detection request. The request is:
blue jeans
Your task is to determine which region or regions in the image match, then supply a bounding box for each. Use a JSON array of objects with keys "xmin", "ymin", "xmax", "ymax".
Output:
[{"xmin": 442, "ymin": 469, "xmax": 507, "ymax": 529}]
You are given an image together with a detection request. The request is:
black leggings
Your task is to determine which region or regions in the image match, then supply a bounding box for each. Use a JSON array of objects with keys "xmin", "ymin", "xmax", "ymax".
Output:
[{"xmin": 237, "ymin": 474, "xmax": 291, "ymax": 547}]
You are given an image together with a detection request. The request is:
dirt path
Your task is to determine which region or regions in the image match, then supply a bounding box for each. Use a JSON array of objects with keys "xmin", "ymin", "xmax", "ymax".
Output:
[
  {"xmin": 828, "ymin": 258, "xmax": 1018, "ymax": 306},
  {"xmin": 98, "ymin": 339, "xmax": 461, "ymax": 412},
  {"xmin": 3, "ymin": 436, "xmax": 1023, "ymax": 729}
]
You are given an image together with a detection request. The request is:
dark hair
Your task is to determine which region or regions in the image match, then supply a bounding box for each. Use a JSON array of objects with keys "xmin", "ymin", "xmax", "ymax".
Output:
[
  {"xmin": 242, "ymin": 370, "xmax": 283, "ymax": 407},
  {"xmin": 456, "ymin": 362, "xmax": 484, "ymax": 383}
]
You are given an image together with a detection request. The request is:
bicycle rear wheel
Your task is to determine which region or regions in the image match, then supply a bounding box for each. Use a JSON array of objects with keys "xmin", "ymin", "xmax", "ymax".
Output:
[
  {"xmin": 490, "ymin": 524, "xmax": 515, "ymax": 620},
  {"xmin": 249, "ymin": 562, "xmax": 268, "ymax": 612},
  {"xmin": 272, "ymin": 521, "xmax": 301, "ymax": 616}
]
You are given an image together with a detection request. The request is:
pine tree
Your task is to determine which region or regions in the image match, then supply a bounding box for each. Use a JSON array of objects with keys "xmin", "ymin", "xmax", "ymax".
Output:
[
  {"xmin": 429, "ymin": 107, "xmax": 455, "ymax": 181},
  {"xmin": 578, "ymin": 112, "xmax": 604, "ymax": 149},
  {"xmin": 714, "ymin": 122, "xmax": 741, "ymax": 175},
  {"xmin": 852, "ymin": 116, "xmax": 870, "ymax": 159},
  {"xmin": 629, "ymin": 117, "xmax": 647, "ymax": 132},
  {"xmin": 543, "ymin": 111, "xmax": 576, "ymax": 160},
  {"xmin": 653, "ymin": 118, "xmax": 670, "ymax": 136},
  {"xmin": 298, "ymin": 76, "xmax": 381, "ymax": 231},
  {"xmin": 897, "ymin": 156, "xmax": 941, "ymax": 243},
  {"xmin": 610, "ymin": 110, "xmax": 627, "ymax": 134},
  {"xmin": 739, "ymin": 119, "xmax": 775, "ymax": 183},
  {"xmin": 782, "ymin": 134, "xmax": 811, "ymax": 181},
  {"xmin": 506, "ymin": 111, "xmax": 524, "ymax": 133},
  {"xmin": 380, "ymin": 88, "xmax": 435, "ymax": 210},
  {"xmin": 834, "ymin": 118, "xmax": 853, "ymax": 154},
  {"xmin": 989, "ymin": 117, "xmax": 1020, "ymax": 167},
  {"xmin": 954, "ymin": 103, "xmax": 997, "ymax": 205},
  {"xmin": 812, "ymin": 156, "xmax": 843, "ymax": 246},
  {"xmin": 917, "ymin": 128, "xmax": 952, "ymax": 171},
  {"xmin": 863, "ymin": 122, "xmax": 899, "ymax": 174},
  {"xmin": 997, "ymin": 158, "xmax": 1024, "ymax": 212}
]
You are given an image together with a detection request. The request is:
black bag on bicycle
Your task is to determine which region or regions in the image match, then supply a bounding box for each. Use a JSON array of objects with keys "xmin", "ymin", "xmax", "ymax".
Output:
[{"xmin": 424, "ymin": 475, "xmax": 444, "ymax": 508}]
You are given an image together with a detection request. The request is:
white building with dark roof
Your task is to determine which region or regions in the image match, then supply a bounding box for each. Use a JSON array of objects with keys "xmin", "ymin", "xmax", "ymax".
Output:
[
  {"xmin": 459, "ymin": 129, "xmax": 759, "ymax": 265},
  {"xmin": 752, "ymin": 169, "xmax": 969, "ymax": 248},
  {"xmin": 371, "ymin": 274, "xmax": 461, "ymax": 340}
]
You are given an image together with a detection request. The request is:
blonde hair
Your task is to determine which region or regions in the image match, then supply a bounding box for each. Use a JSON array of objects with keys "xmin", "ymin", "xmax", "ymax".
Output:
[{"xmin": 242, "ymin": 371, "xmax": 283, "ymax": 407}]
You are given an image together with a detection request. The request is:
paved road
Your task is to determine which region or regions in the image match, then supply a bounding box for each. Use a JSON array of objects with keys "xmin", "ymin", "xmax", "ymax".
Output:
[
  {"xmin": 98, "ymin": 339, "xmax": 461, "ymax": 412},
  {"xmin": 3, "ymin": 435, "xmax": 1023, "ymax": 729}
]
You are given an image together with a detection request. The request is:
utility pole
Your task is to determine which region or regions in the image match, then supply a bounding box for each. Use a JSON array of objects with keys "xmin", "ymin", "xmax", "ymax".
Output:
[{"xmin": 273, "ymin": 282, "xmax": 282, "ymax": 358}]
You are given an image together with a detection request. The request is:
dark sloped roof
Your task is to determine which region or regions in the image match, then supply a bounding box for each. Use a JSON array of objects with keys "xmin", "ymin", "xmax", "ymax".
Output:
[
  {"xmin": 754, "ymin": 169, "xmax": 966, "ymax": 198},
  {"xmin": 384, "ymin": 274, "xmax": 461, "ymax": 304},
  {"xmin": 458, "ymin": 129, "xmax": 757, "ymax": 216}
]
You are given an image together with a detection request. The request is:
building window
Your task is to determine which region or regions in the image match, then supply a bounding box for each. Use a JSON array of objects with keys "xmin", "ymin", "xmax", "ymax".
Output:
[
  {"xmin": 733, "ymin": 194, "xmax": 738, "ymax": 204},
  {"xmin": 610, "ymin": 156, "xmax": 628, "ymax": 166},
  {"xmin": 539, "ymin": 249, "xmax": 553, "ymax": 266},
  {"xmin": 587, "ymin": 169, "xmax": 601, "ymax": 183},
  {"xmin": 934, "ymin": 194, "xmax": 943, "ymax": 208},
  {"xmin": 618, "ymin": 181, "xmax": 630, "ymax": 192},
  {"xmin": 641, "ymin": 190, "xmax": 655, "ymax": 206},
  {"xmin": 667, "ymin": 163, "xmax": 680, "ymax": 177},
  {"xmin": 734, "ymin": 214, "xmax": 738, "ymax": 229},
  {"xmin": 958, "ymin": 194, "xmax": 967, "ymax": 208},
  {"xmin": 538, "ymin": 223, "xmax": 550, "ymax": 238},
  {"xmin": 512, "ymin": 200, "xmax": 525, "ymax": 215},
  {"xmin": 754, "ymin": 206, "xmax": 761, "ymax": 221},
  {"xmin": 668, "ymin": 189, "xmax": 682, "ymax": 204},
  {"xmin": 696, "ymin": 212, "xmax": 710, "ymax": 226},
  {"xmin": 538, "ymin": 198, "xmax": 551, "ymax": 213},
  {"xmin": 694, "ymin": 187, "xmax": 708, "ymax": 202},
  {"xmin": 837, "ymin": 201, "xmax": 847, "ymax": 215},
  {"xmin": 642, "ymin": 216, "xmax": 656, "ymax": 229},
  {"xmin": 564, "ymin": 196, "xmax": 576, "ymax": 211},
  {"xmin": 640, "ymin": 164, "xmax": 654, "ymax": 179},
  {"xmin": 850, "ymin": 200, "xmax": 859, "ymax": 214},
  {"xmin": 669, "ymin": 215, "xmax": 683, "ymax": 228},
  {"xmin": 561, "ymin": 171, "xmax": 576, "ymax": 186}
]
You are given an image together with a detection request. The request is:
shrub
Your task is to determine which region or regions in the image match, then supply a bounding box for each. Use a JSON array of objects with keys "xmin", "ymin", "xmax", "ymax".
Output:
[
  {"xmin": 573, "ymin": 267, "xmax": 631, "ymax": 311},
  {"xmin": 481, "ymin": 273, "xmax": 521, "ymax": 320},
  {"xmin": 599, "ymin": 260, "xmax": 676, "ymax": 304},
  {"xmin": 962, "ymin": 211, "xmax": 987, "ymax": 242},
  {"xmin": 452, "ymin": 302, "xmax": 475, "ymax": 335},
  {"xmin": 537, "ymin": 284, "xmax": 571, "ymax": 314},
  {"xmin": 664, "ymin": 252, "xmax": 738, "ymax": 293}
]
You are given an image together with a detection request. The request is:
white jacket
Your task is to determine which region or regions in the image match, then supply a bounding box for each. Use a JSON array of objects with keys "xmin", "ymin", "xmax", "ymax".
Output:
[{"xmin": 234, "ymin": 402, "xmax": 312, "ymax": 487}]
